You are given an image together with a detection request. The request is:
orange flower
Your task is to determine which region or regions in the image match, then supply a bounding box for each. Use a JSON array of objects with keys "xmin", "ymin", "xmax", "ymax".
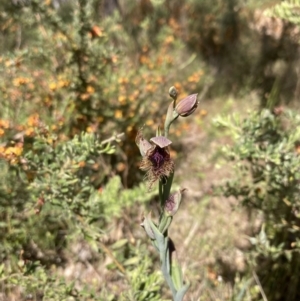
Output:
[
  {"xmin": 86, "ymin": 85, "xmax": 95, "ymax": 94},
  {"xmin": 0, "ymin": 119, "xmax": 9, "ymax": 129},
  {"xmin": 27, "ymin": 114, "xmax": 40, "ymax": 127},
  {"xmin": 90, "ymin": 25, "xmax": 104, "ymax": 38},
  {"xmin": 58, "ymin": 79, "xmax": 70, "ymax": 88},
  {"xmin": 78, "ymin": 161, "xmax": 86, "ymax": 168},
  {"xmin": 13, "ymin": 77, "xmax": 30, "ymax": 86},
  {"xmin": 25, "ymin": 127, "xmax": 35, "ymax": 137}
]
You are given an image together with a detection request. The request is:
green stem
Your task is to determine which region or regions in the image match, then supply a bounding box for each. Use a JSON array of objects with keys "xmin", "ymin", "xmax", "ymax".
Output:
[
  {"xmin": 162, "ymin": 171, "xmax": 174, "ymax": 206},
  {"xmin": 159, "ymin": 180, "xmax": 163, "ymax": 208},
  {"xmin": 150, "ymin": 219, "xmax": 177, "ymax": 297}
]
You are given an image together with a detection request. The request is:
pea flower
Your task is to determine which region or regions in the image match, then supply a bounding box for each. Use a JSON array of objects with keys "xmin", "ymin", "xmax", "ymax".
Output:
[{"xmin": 136, "ymin": 130, "xmax": 174, "ymax": 190}]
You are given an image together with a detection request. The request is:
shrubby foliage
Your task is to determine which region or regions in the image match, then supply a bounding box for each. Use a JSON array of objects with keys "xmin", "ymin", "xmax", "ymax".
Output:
[
  {"xmin": 216, "ymin": 108, "xmax": 300, "ymax": 301},
  {"xmin": 0, "ymin": 128, "xmax": 159, "ymax": 299},
  {"xmin": 0, "ymin": 0, "xmax": 206, "ymax": 298},
  {"xmin": 266, "ymin": 0, "xmax": 300, "ymax": 26},
  {"xmin": 215, "ymin": 2, "xmax": 300, "ymax": 299}
]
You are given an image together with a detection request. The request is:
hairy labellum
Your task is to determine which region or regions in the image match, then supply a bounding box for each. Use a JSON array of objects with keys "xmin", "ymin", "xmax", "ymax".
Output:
[
  {"xmin": 149, "ymin": 146, "xmax": 170, "ymax": 169},
  {"xmin": 140, "ymin": 145, "xmax": 174, "ymax": 190}
]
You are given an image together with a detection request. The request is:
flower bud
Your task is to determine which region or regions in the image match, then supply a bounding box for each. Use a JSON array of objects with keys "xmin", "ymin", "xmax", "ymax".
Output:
[
  {"xmin": 164, "ymin": 189, "xmax": 186, "ymax": 216},
  {"xmin": 175, "ymin": 94, "xmax": 198, "ymax": 117},
  {"xmin": 169, "ymin": 86, "xmax": 178, "ymax": 100}
]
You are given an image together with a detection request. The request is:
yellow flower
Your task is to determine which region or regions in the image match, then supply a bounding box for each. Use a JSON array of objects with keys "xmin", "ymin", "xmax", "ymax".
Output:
[
  {"xmin": 25, "ymin": 127, "xmax": 35, "ymax": 137},
  {"xmin": 4, "ymin": 145, "xmax": 23, "ymax": 157},
  {"xmin": 118, "ymin": 95, "xmax": 126, "ymax": 104},
  {"xmin": 146, "ymin": 120, "xmax": 154, "ymax": 126},
  {"xmin": 58, "ymin": 79, "xmax": 70, "ymax": 88},
  {"xmin": 118, "ymin": 77, "xmax": 129, "ymax": 85},
  {"xmin": 49, "ymin": 82, "xmax": 57, "ymax": 91},
  {"xmin": 114, "ymin": 110, "xmax": 123, "ymax": 119}
]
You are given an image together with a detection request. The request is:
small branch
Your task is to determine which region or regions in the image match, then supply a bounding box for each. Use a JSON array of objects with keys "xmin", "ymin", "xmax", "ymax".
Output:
[
  {"xmin": 101, "ymin": 133, "xmax": 124, "ymax": 145},
  {"xmin": 183, "ymin": 221, "xmax": 200, "ymax": 247},
  {"xmin": 99, "ymin": 240, "xmax": 126, "ymax": 275},
  {"xmin": 252, "ymin": 270, "xmax": 268, "ymax": 301}
]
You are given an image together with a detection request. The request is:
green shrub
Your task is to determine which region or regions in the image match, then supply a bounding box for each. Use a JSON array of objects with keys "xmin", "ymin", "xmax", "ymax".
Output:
[
  {"xmin": 0, "ymin": 0, "xmax": 206, "ymax": 187},
  {"xmin": 216, "ymin": 108, "xmax": 300, "ymax": 301},
  {"xmin": 0, "ymin": 127, "xmax": 162, "ymax": 299},
  {"xmin": 265, "ymin": 0, "xmax": 300, "ymax": 26}
]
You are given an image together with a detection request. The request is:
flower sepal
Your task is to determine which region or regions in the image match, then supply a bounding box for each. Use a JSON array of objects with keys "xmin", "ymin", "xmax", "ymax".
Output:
[
  {"xmin": 164, "ymin": 188, "xmax": 186, "ymax": 217},
  {"xmin": 135, "ymin": 130, "xmax": 153, "ymax": 157}
]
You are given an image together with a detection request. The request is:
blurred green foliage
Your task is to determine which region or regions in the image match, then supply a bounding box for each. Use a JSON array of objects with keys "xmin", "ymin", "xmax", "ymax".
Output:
[
  {"xmin": 215, "ymin": 4, "xmax": 300, "ymax": 299},
  {"xmin": 216, "ymin": 108, "xmax": 300, "ymax": 301},
  {"xmin": 266, "ymin": 0, "xmax": 300, "ymax": 26}
]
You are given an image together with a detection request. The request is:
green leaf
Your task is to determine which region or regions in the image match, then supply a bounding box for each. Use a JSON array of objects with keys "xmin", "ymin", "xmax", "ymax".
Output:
[{"xmin": 111, "ymin": 239, "xmax": 128, "ymax": 250}]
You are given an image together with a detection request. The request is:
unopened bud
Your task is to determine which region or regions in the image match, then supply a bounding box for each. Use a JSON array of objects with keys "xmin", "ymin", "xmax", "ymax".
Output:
[
  {"xmin": 164, "ymin": 189, "xmax": 186, "ymax": 216},
  {"xmin": 175, "ymin": 94, "xmax": 198, "ymax": 117},
  {"xmin": 169, "ymin": 86, "xmax": 178, "ymax": 100}
]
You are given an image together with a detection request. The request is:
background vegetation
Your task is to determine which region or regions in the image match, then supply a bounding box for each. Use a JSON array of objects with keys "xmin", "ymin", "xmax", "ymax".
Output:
[{"xmin": 1, "ymin": 0, "xmax": 300, "ymax": 300}]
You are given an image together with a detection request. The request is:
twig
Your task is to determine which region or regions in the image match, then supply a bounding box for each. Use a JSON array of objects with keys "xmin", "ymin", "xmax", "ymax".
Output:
[
  {"xmin": 183, "ymin": 220, "xmax": 200, "ymax": 247},
  {"xmin": 101, "ymin": 133, "xmax": 124, "ymax": 145},
  {"xmin": 252, "ymin": 270, "xmax": 268, "ymax": 301}
]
